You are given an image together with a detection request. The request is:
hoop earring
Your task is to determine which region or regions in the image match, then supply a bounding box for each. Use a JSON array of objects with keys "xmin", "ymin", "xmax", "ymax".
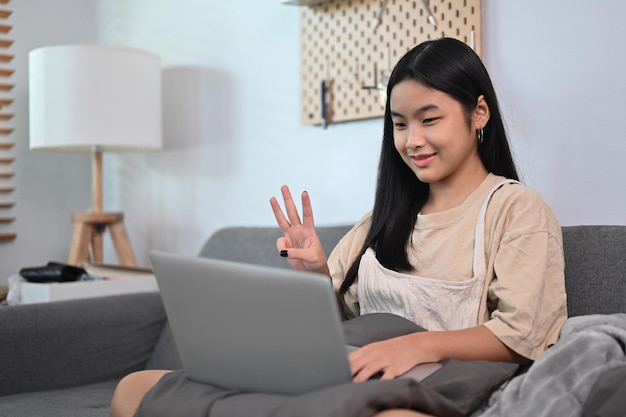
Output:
[{"xmin": 477, "ymin": 128, "xmax": 484, "ymax": 144}]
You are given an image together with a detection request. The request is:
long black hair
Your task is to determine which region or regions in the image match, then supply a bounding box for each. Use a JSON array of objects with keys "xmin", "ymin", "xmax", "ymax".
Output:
[{"xmin": 338, "ymin": 38, "xmax": 519, "ymax": 304}]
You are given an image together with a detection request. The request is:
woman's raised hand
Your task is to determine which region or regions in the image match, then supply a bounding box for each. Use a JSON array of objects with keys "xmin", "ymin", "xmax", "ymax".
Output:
[{"xmin": 269, "ymin": 186, "xmax": 330, "ymax": 276}]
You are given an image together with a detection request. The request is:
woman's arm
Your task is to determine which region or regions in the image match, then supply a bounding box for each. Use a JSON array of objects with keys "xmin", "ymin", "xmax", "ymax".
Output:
[{"xmin": 349, "ymin": 325, "xmax": 528, "ymax": 382}]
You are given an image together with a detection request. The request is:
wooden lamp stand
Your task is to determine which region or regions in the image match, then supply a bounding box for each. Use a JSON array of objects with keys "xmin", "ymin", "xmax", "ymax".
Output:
[{"xmin": 67, "ymin": 148, "xmax": 137, "ymax": 267}]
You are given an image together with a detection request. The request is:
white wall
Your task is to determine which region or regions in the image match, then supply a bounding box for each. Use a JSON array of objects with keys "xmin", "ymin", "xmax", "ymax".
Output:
[
  {"xmin": 0, "ymin": 0, "xmax": 95, "ymax": 284},
  {"xmin": 96, "ymin": 0, "xmax": 382, "ymax": 265},
  {"xmin": 2, "ymin": 0, "xmax": 626, "ymax": 282},
  {"xmin": 99, "ymin": 0, "xmax": 626, "ymax": 269},
  {"xmin": 483, "ymin": 1, "xmax": 626, "ymax": 225}
]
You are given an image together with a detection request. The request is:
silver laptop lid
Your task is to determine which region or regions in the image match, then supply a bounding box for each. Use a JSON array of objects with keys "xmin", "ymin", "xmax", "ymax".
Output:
[{"xmin": 150, "ymin": 250, "xmax": 353, "ymax": 395}]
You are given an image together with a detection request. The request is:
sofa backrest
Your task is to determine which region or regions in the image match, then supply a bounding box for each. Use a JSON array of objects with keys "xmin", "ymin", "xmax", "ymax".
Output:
[
  {"xmin": 147, "ymin": 224, "xmax": 625, "ymax": 371},
  {"xmin": 197, "ymin": 225, "xmax": 353, "ymax": 269},
  {"xmin": 197, "ymin": 224, "xmax": 626, "ymax": 318},
  {"xmin": 561, "ymin": 225, "xmax": 626, "ymax": 317}
]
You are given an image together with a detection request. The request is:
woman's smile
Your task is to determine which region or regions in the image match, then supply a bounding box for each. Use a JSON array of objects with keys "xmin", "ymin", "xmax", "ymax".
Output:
[{"xmin": 411, "ymin": 153, "xmax": 437, "ymax": 168}]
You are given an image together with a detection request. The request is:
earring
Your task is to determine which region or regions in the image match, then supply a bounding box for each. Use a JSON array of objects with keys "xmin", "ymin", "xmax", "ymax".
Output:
[{"xmin": 477, "ymin": 128, "xmax": 484, "ymax": 144}]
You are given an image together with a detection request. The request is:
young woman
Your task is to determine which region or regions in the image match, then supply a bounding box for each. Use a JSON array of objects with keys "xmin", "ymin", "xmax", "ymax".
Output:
[{"xmin": 110, "ymin": 38, "xmax": 567, "ymax": 417}]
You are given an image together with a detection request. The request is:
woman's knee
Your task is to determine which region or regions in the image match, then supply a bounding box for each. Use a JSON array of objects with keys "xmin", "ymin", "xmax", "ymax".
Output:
[{"xmin": 110, "ymin": 370, "xmax": 172, "ymax": 417}]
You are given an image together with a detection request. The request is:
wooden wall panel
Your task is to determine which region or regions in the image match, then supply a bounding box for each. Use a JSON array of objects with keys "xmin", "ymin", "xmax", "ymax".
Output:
[{"xmin": 297, "ymin": 0, "xmax": 482, "ymax": 126}]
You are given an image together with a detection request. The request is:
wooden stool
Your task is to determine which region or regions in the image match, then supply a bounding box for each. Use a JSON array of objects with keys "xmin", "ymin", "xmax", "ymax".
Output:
[{"xmin": 68, "ymin": 212, "xmax": 137, "ymax": 267}]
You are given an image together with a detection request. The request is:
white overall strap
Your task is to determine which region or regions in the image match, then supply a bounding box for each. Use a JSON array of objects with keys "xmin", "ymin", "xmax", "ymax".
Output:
[{"xmin": 472, "ymin": 179, "xmax": 520, "ymax": 280}]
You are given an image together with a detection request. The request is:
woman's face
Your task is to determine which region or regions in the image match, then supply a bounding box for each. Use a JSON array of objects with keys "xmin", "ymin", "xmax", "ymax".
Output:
[{"xmin": 390, "ymin": 80, "xmax": 488, "ymax": 187}]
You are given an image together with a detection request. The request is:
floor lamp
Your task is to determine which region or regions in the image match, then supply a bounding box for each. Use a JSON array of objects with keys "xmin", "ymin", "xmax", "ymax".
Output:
[{"xmin": 28, "ymin": 45, "xmax": 162, "ymax": 267}]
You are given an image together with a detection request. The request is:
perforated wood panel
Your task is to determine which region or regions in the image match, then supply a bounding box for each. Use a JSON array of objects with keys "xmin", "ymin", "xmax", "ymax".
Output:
[{"xmin": 299, "ymin": 0, "xmax": 482, "ymax": 125}]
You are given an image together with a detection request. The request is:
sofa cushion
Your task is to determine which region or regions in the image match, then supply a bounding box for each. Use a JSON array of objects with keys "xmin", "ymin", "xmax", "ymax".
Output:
[{"xmin": 0, "ymin": 380, "xmax": 116, "ymax": 417}]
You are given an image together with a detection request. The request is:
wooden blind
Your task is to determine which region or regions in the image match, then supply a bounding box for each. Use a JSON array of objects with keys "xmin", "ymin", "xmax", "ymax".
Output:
[{"xmin": 0, "ymin": 0, "xmax": 14, "ymax": 242}]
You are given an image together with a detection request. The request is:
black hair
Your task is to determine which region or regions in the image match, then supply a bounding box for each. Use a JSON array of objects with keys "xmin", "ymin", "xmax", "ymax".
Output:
[{"xmin": 338, "ymin": 38, "xmax": 519, "ymax": 306}]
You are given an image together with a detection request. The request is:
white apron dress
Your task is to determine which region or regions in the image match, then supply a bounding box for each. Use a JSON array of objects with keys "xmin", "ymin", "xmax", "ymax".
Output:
[{"xmin": 357, "ymin": 179, "xmax": 518, "ymax": 331}]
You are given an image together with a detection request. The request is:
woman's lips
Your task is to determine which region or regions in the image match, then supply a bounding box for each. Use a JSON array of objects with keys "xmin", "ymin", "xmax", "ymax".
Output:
[{"xmin": 412, "ymin": 153, "xmax": 436, "ymax": 168}]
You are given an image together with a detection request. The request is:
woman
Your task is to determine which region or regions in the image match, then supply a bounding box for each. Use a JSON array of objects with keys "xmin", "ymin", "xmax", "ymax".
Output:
[{"xmin": 110, "ymin": 38, "xmax": 567, "ymax": 417}]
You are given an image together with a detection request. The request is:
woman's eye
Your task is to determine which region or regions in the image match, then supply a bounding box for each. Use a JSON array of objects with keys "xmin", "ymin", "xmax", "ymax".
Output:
[
  {"xmin": 423, "ymin": 117, "xmax": 439, "ymax": 125},
  {"xmin": 391, "ymin": 117, "xmax": 406, "ymax": 129}
]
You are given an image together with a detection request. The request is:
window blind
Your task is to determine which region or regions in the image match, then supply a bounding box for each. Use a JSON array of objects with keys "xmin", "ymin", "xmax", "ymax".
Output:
[{"xmin": 0, "ymin": 0, "xmax": 14, "ymax": 242}]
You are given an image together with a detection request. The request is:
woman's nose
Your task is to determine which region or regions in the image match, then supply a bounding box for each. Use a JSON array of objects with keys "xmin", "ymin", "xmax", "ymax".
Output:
[{"xmin": 406, "ymin": 128, "xmax": 426, "ymax": 148}]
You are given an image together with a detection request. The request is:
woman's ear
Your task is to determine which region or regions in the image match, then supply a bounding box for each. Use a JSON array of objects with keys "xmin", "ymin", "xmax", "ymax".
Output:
[{"xmin": 473, "ymin": 95, "xmax": 490, "ymax": 129}]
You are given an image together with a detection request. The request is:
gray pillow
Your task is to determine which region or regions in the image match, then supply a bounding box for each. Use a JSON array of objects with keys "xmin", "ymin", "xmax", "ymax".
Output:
[
  {"xmin": 138, "ymin": 313, "xmax": 519, "ymax": 417},
  {"xmin": 342, "ymin": 313, "xmax": 520, "ymax": 416}
]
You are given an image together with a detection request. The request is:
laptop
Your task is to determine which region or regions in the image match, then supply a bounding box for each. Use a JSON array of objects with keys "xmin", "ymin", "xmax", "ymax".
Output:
[{"xmin": 150, "ymin": 250, "xmax": 442, "ymax": 396}]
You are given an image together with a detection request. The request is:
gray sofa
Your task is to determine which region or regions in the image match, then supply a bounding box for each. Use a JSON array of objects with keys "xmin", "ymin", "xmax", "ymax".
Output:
[{"xmin": 0, "ymin": 224, "xmax": 624, "ymax": 417}]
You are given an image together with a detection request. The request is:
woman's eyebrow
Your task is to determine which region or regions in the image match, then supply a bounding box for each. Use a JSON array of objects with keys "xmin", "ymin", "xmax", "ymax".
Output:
[{"xmin": 390, "ymin": 104, "xmax": 439, "ymax": 119}]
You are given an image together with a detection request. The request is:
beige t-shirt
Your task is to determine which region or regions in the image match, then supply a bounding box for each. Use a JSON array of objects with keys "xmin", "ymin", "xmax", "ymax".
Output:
[{"xmin": 328, "ymin": 173, "xmax": 567, "ymax": 360}]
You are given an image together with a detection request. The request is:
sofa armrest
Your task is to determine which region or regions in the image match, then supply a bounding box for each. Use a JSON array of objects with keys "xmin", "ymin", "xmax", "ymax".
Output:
[{"xmin": 0, "ymin": 292, "xmax": 166, "ymax": 396}]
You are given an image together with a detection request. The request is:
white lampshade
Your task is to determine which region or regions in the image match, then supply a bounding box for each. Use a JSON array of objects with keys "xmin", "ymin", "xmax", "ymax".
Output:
[{"xmin": 28, "ymin": 45, "xmax": 162, "ymax": 152}]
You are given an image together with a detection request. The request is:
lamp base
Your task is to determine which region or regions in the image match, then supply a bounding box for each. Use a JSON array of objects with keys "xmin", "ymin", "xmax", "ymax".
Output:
[{"xmin": 68, "ymin": 212, "xmax": 137, "ymax": 267}]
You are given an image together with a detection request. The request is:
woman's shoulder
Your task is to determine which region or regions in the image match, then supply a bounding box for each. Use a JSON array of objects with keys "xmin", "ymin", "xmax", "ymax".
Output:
[
  {"xmin": 490, "ymin": 175, "xmax": 550, "ymax": 206},
  {"xmin": 488, "ymin": 175, "xmax": 562, "ymax": 237},
  {"xmin": 330, "ymin": 212, "xmax": 373, "ymax": 256},
  {"xmin": 327, "ymin": 212, "xmax": 372, "ymax": 274},
  {"xmin": 341, "ymin": 212, "xmax": 372, "ymax": 241}
]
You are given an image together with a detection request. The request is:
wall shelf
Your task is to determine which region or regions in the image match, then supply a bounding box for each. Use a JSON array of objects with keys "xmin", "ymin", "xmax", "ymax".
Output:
[
  {"xmin": 282, "ymin": 0, "xmax": 336, "ymax": 6},
  {"xmin": 0, "ymin": 233, "xmax": 16, "ymax": 241},
  {"xmin": 297, "ymin": 0, "xmax": 482, "ymax": 126}
]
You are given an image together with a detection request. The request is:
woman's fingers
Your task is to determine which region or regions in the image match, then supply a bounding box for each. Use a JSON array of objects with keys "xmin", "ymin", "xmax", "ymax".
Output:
[
  {"xmin": 271, "ymin": 186, "xmax": 316, "ymax": 232},
  {"xmin": 349, "ymin": 337, "xmax": 421, "ymax": 382},
  {"xmin": 301, "ymin": 190, "xmax": 315, "ymax": 228},
  {"xmin": 350, "ymin": 355, "xmax": 384, "ymax": 382},
  {"xmin": 349, "ymin": 347, "xmax": 384, "ymax": 382},
  {"xmin": 269, "ymin": 196, "xmax": 291, "ymax": 233},
  {"xmin": 280, "ymin": 185, "xmax": 302, "ymax": 226},
  {"xmin": 270, "ymin": 187, "xmax": 330, "ymax": 275},
  {"xmin": 351, "ymin": 358, "xmax": 400, "ymax": 382}
]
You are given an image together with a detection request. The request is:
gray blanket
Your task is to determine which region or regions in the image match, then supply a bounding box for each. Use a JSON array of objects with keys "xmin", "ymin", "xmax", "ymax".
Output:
[{"xmin": 478, "ymin": 314, "xmax": 626, "ymax": 417}]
